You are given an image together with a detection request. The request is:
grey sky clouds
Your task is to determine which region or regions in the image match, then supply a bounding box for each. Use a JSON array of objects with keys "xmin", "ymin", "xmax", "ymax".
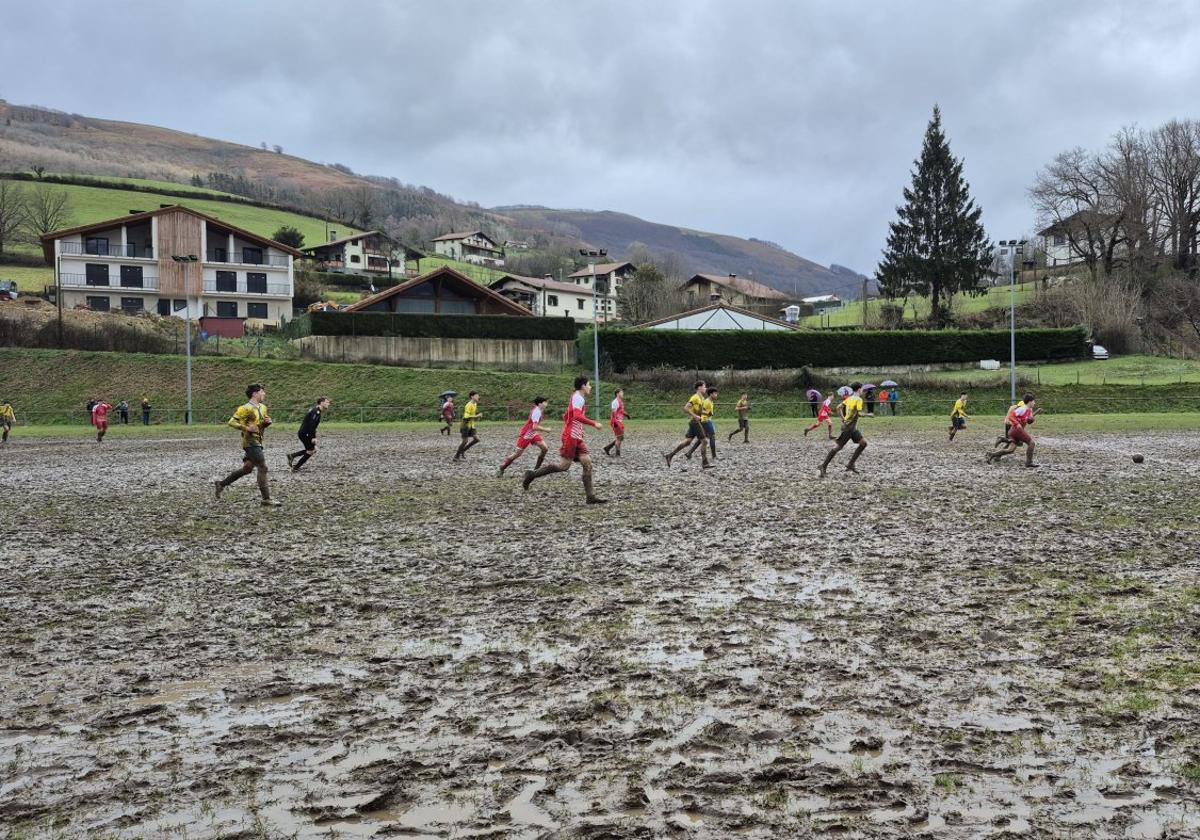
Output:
[{"xmin": 3, "ymin": 0, "xmax": 1200, "ymax": 272}]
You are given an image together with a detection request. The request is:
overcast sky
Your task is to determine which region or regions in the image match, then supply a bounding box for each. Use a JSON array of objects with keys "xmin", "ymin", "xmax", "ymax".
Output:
[{"xmin": 4, "ymin": 0, "xmax": 1200, "ymax": 273}]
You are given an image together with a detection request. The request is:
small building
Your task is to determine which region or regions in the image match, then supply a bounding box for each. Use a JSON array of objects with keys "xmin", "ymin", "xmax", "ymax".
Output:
[
  {"xmin": 345, "ymin": 266, "xmax": 531, "ymax": 315},
  {"xmin": 681, "ymin": 273, "xmax": 792, "ymax": 315},
  {"xmin": 635, "ymin": 300, "xmax": 799, "ymax": 331},
  {"xmin": 800, "ymin": 294, "xmax": 842, "ymax": 313},
  {"xmin": 566, "ymin": 261, "xmax": 636, "ymax": 323},
  {"xmin": 431, "ymin": 230, "xmax": 505, "ymax": 267},
  {"xmin": 41, "ymin": 205, "xmax": 301, "ymax": 326},
  {"xmin": 302, "ymin": 231, "xmax": 424, "ymax": 278},
  {"xmin": 490, "ymin": 273, "xmax": 598, "ymax": 323}
]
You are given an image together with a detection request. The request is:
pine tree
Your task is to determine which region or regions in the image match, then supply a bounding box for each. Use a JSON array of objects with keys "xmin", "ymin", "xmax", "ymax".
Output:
[{"xmin": 877, "ymin": 106, "xmax": 992, "ymax": 326}]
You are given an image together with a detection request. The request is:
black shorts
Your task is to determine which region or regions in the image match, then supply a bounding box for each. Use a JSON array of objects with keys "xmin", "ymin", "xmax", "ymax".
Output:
[
  {"xmin": 686, "ymin": 420, "xmax": 703, "ymax": 439},
  {"xmin": 299, "ymin": 433, "xmax": 316, "ymax": 450},
  {"xmin": 461, "ymin": 427, "xmax": 477, "ymax": 439},
  {"xmin": 836, "ymin": 425, "xmax": 864, "ymax": 446},
  {"xmin": 952, "ymin": 416, "xmax": 966, "ymax": 429},
  {"xmin": 242, "ymin": 445, "xmax": 266, "ymax": 466},
  {"xmin": 737, "ymin": 416, "xmax": 748, "ymax": 429},
  {"xmin": 0, "ymin": 420, "xmax": 10, "ymax": 430}
]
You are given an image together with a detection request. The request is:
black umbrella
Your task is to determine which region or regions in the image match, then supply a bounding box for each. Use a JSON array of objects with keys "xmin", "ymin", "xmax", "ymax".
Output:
[{"xmin": 438, "ymin": 390, "xmax": 458, "ymax": 399}]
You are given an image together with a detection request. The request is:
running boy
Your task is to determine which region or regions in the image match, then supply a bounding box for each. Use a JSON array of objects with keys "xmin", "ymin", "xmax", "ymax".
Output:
[
  {"xmin": 440, "ymin": 396, "xmax": 455, "ymax": 436},
  {"xmin": 687, "ymin": 386, "xmax": 718, "ymax": 460},
  {"xmin": 818, "ymin": 382, "xmax": 867, "ymax": 477},
  {"xmin": 948, "ymin": 392, "xmax": 969, "ymax": 441},
  {"xmin": 0, "ymin": 401, "xmax": 14, "ymax": 444},
  {"xmin": 454, "ymin": 392, "xmax": 482, "ymax": 461},
  {"xmin": 664, "ymin": 382, "xmax": 711, "ymax": 469},
  {"xmin": 499, "ymin": 396, "xmax": 551, "ymax": 476},
  {"xmin": 603, "ymin": 388, "xmax": 628, "ymax": 457},
  {"xmin": 987, "ymin": 393, "xmax": 1038, "ymax": 468},
  {"xmin": 804, "ymin": 393, "xmax": 837, "ymax": 439},
  {"xmin": 215, "ymin": 383, "xmax": 280, "ymax": 505},
  {"xmin": 522, "ymin": 376, "xmax": 607, "ymax": 504},
  {"xmin": 91, "ymin": 399, "xmax": 113, "ymax": 443},
  {"xmin": 288, "ymin": 397, "xmax": 331, "ymax": 472},
  {"xmin": 728, "ymin": 392, "xmax": 750, "ymax": 443}
]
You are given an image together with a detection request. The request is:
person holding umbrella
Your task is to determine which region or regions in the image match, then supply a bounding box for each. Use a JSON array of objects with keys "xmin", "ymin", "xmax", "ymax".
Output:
[
  {"xmin": 438, "ymin": 391, "xmax": 456, "ymax": 436},
  {"xmin": 862, "ymin": 384, "xmax": 877, "ymax": 416},
  {"xmin": 805, "ymin": 388, "xmax": 822, "ymax": 418},
  {"xmin": 882, "ymin": 380, "xmax": 900, "ymax": 415}
]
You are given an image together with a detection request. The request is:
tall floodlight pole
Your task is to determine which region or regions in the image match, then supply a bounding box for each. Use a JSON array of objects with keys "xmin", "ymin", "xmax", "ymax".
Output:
[
  {"xmin": 580, "ymin": 248, "xmax": 607, "ymax": 420},
  {"xmin": 172, "ymin": 254, "xmax": 199, "ymax": 424},
  {"xmin": 1006, "ymin": 239, "xmax": 1026, "ymax": 403}
]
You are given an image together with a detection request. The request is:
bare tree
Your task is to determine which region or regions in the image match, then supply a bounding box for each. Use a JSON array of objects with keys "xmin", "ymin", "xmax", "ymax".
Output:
[
  {"xmin": 0, "ymin": 180, "xmax": 28, "ymax": 256},
  {"xmin": 21, "ymin": 185, "xmax": 73, "ymax": 243},
  {"xmin": 1030, "ymin": 147, "xmax": 1124, "ymax": 281},
  {"xmin": 1148, "ymin": 119, "xmax": 1200, "ymax": 272},
  {"xmin": 619, "ymin": 264, "xmax": 684, "ymax": 323}
]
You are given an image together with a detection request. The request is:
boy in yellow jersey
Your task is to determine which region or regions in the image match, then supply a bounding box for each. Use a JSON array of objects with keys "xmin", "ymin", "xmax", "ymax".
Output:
[
  {"xmin": 819, "ymin": 381, "xmax": 868, "ymax": 477},
  {"xmin": 686, "ymin": 386, "xmax": 718, "ymax": 460},
  {"xmin": 727, "ymin": 392, "xmax": 750, "ymax": 443},
  {"xmin": 454, "ymin": 391, "xmax": 482, "ymax": 461},
  {"xmin": 215, "ymin": 383, "xmax": 280, "ymax": 505},
  {"xmin": 0, "ymin": 401, "xmax": 14, "ymax": 444},
  {"xmin": 664, "ymin": 382, "xmax": 712, "ymax": 469},
  {"xmin": 948, "ymin": 392, "xmax": 969, "ymax": 441}
]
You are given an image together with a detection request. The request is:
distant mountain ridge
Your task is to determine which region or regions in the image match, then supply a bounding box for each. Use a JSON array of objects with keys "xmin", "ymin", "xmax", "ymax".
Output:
[{"xmin": 0, "ymin": 101, "xmax": 862, "ymax": 297}]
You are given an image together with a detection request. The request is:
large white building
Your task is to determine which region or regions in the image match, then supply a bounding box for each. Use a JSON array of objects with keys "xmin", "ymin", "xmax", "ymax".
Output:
[
  {"xmin": 41, "ymin": 206, "xmax": 301, "ymax": 326},
  {"xmin": 490, "ymin": 273, "xmax": 603, "ymax": 323},
  {"xmin": 431, "ymin": 230, "xmax": 505, "ymax": 267},
  {"xmin": 566, "ymin": 261, "xmax": 635, "ymax": 323}
]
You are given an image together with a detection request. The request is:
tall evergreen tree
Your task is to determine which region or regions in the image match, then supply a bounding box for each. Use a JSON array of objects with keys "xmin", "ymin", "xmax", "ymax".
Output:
[{"xmin": 877, "ymin": 106, "xmax": 992, "ymax": 326}]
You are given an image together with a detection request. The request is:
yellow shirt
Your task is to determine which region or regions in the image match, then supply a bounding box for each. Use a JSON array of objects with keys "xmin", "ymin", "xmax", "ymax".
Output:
[
  {"xmin": 951, "ymin": 398, "xmax": 968, "ymax": 419},
  {"xmin": 462, "ymin": 400, "xmax": 480, "ymax": 430},
  {"xmin": 687, "ymin": 394, "xmax": 705, "ymax": 419},
  {"xmin": 0, "ymin": 404, "xmax": 13, "ymax": 422},
  {"xmin": 700, "ymin": 397, "xmax": 714, "ymax": 421},
  {"xmin": 841, "ymin": 395, "xmax": 864, "ymax": 425},
  {"xmin": 229, "ymin": 402, "xmax": 268, "ymax": 447},
  {"xmin": 735, "ymin": 398, "xmax": 748, "ymax": 415}
]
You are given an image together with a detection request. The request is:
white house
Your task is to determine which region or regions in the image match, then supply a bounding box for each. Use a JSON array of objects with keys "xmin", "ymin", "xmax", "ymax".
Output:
[
  {"xmin": 432, "ymin": 230, "xmax": 505, "ymax": 267},
  {"xmin": 40, "ymin": 205, "xmax": 301, "ymax": 326},
  {"xmin": 635, "ymin": 300, "xmax": 799, "ymax": 331},
  {"xmin": 302, "ymin": 230, "xmax": 422, "ymax": 278},
  {"xmin": 490, "ymin": 273, "xmax": 600, "ymax": 323},
  {"xmin": 801, "ymin": 294, "xmax": 842, "ymax": 313},
  {"xmin": 566, "ymin": 261, "xmax": 635, "ymax": 323}
]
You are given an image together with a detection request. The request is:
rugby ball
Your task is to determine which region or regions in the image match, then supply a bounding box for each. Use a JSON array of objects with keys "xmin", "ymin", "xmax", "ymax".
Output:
[{"xmin": 1132, "ymin": 453, "xmax": 1144, "ymax": 464}]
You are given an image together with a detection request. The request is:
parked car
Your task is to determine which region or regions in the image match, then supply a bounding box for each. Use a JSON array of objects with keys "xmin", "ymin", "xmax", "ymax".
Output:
[
  {"xmin": 0, "ymin": 280, "xmax": 18, "ymax": 301},
  {"xmin": 1092, "ymin": 344, "xmax": 1110, "ymax": 360}
]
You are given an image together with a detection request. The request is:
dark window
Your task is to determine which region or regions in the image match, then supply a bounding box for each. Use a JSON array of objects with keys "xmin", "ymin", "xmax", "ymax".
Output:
[
  {"xmin": 85, "ymin": 237, "xmax": 110, "ymax": 256},
  {"xmin": 86, "ymin": 264, "xmax": 110, "ymax": 286},
  {"xmin": 119, "ymin": 265, "xmax": 144, "ymax": 288},
  {"xmin": 156, "ymin": 299, "xmax": 170, "ymax": 316},
  {"xmin": 216, "ymin": 300, "xmax": 238, "ymax": 318},
  {"xmin": 547, "ymin": 295, "xmax": 558, "ymax": 307},
  {"xmin": 215, "ymin": 270, "xmax": 237, "ymax": 292},
  {"xmin": 213, "ymin": 247, "xmax": 227, "ymax": 262},
  {"xmin": 350, "ymin": 254, "xmax": 361, "ymax": 263},
  {"xmin": 1053, "ymin": 234, "xmax": 1066, "ymax": 246},
  {"xmin": 246, "ymin": 302, "xmax": 268, "ymax": 319},
  {"xmin": 577, "ymin": 299, "xmax": 585, "ymax": 310},
  {"xmin": 174, "ymin": 299, "xmax": 186, "ymax": 312},
  {"xmin": 120, "ymin": 297, "xmax": 144, "ymax": 313},
  {"xmin": 246, "ymin": 272, "xmax": 267, "ymax": 294},
  {"xmin": 86, "ymin": 296, "xmax": 110, "ymax": 312},
  {"xmin": 242, "ymin": 247, "xmax": 263, "ymax": 265}
]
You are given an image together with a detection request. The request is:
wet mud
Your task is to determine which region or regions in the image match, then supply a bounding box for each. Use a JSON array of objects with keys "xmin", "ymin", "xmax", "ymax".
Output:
[{"xmin": 2, "ymin": 425, "xmax": 1199, "ymax": 838}]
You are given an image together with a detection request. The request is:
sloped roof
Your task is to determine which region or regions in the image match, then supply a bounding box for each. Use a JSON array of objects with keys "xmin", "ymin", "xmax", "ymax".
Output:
[
  {"xmin": 431, "ymin": 230, "xmax": 501, "ymax": 248},
  {"xmin": 567, "ymin": 261, "xmax": 635, "ymax": 278},
  {"xmin": 344, "ymin": 266, "xmax": 532, "ymax": 315},
  {"xmin": 301, "ymin": 230, "xmax": 426, "ymax": 259},
  {"xmin": 684, "ymin": 273, "xmax": 791, "ymax": 300},
  {"xmin": 634, "ymin": 301, "xmax": 799, "ymax": 330},
  {"xmin": 491, "ymin": 273, "xmax": 593, "ymax": 296},
  {"xmin": 40, "ymin": 204, "xmax": 305, "ymax": 264}
]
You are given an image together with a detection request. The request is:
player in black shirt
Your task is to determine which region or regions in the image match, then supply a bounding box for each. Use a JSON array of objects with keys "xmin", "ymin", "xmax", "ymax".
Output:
[{"xmin": 288, "ymin": 397, "xmax": 330, "ymax": 472}]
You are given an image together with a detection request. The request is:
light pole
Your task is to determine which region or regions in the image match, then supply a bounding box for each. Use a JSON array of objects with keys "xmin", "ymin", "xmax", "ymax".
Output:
[
  {"xmin": 172, "ymin": 254, "xmax": 199, "ymax": 424},
  {"xmin": 580, "ymin": 248, "xmax": 606, "ymax": 420},
  {"xmin": 1002, "ymin": 239, "xmax": 1026, "ymax": 403}
]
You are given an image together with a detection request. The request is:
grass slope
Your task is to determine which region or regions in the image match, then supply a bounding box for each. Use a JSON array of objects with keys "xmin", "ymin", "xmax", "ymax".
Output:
[{"xmin": 803, "ymin": 282, "xmax": 1040, "ymax": 327}]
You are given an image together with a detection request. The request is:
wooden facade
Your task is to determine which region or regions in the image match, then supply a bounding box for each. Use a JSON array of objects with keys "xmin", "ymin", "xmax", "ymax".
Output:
[{"xmin": 157, "ymin": 211, "xmax": 205, "ymax": 296}]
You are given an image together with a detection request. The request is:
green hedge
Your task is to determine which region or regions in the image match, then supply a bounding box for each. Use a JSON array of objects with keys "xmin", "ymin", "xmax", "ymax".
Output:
[
  {"xmin": 588, "ymin": 327, "xmax": 1088, "ymax": 371},
  {"xmin": 305, "ymin": 311, "xmax": 578, "ymax": 341}
]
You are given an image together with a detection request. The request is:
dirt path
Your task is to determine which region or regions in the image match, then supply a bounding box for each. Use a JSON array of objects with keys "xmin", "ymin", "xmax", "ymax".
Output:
[{"xmin": 1, "ymin": 424, "xmax": 1198, "ymax": 838}]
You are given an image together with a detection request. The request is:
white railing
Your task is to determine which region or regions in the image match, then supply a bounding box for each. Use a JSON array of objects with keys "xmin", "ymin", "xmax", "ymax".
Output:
[{"xmin": 59, "ymin": 273, "xmax": 161, "ymax": 291}]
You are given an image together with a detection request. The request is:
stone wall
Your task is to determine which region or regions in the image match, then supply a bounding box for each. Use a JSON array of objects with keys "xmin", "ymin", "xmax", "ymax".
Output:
[{"xmin": 292, "ymin": 334, "xmax": 577, "ymax": 372}]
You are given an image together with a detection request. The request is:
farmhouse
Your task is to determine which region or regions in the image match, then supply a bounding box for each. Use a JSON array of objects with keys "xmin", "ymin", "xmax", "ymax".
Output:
[
  {"xmin": 41, "ymin": 205, "xmax": 301, "ymax": 326},
  {"xmin": 681, "ymin": 273, "xmax": 792, "ymax": 316},
  {"xmin": 302, "ymin": 231, "xmax": 423, "ymax": 278},
  {"xmin": 346, "ymin": 266, "xmax": 531, "ymax": 316},
  {"xmin": 635, "ymin": 300, "xmax": 799, "ymax": 331},
  {"xmin": 490, "ymin": 273, "xmax": 598, "ymax": 323},
  {"xmin": 431, "ymin": 231, "xmax": 505, "ymax": 267},
  {"xmin": 566, "ymin": 261, "xmax": 635, "ymax": 322}
]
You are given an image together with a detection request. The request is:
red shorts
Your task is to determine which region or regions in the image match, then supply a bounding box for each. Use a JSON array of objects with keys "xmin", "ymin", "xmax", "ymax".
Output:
[
  {"xmin": 611, "ymin": 421, "xmax": 625, "ymax": 436},
  {"xmin": 1008, "ymin": 424, "xmax": 1032, "ymax": 445},
  {"xmin": 516, "ymin": 433, "xmax": 544, "ymax": 450},
  {"xmin": 94, "ymin": 420, "xmax": 108, "ymax": 430},
  {"xmin": 559, "ymin": 437, "xmax": 589, "ymax": 462},
  {"xmin": 817, "ymin": 411, "xmax": 832, "ymax": 424}
]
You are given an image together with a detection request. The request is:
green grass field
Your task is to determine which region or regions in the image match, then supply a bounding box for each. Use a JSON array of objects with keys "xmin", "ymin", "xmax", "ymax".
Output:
[
  {"xmin": 0, "ymin": 264, "xmax": 55, "ymax": 292},
  {"xmin": 408, "ymin": 254, "xmax": 510, "ymax": 285},
  {"xmin": 881, "ymin": 355, "xmax": 1200, "ymax": 387},
  {"xmin": 803, "ymin": 281, "xmax": 1039, "ymax": 328}
]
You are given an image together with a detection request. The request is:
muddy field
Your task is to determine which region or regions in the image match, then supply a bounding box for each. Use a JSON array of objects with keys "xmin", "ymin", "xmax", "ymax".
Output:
[{"xmin": 2, "ymin": 421, "xmax": 1199, "ymax": 839}]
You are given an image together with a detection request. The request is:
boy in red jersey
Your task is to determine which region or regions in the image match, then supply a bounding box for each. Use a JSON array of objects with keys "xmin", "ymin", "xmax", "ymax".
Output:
[
  {"xmin": 987, "ymin": 393, "xmax": 1038, "ymax": 468},
  {"xmin": 803, "ymin": 393, "xmax": 837, "ymax": 439},
  {"xmin": 522, "ymin": 376, "xmax": 607, "ymax": 504},
  {"xmin": 499, "ymin": 396, "xmax": 551, "ymax": 476},
  {"xmin": 91, "ymin": 399, "xmax": 113, "ymax": 443},
  {"xmin": 603, "ymin": 387, "xmax": 628, "ymax": 457},
  {"xmin": 439, "ymin": 396, "xmax": 455, "ymax": 436}
]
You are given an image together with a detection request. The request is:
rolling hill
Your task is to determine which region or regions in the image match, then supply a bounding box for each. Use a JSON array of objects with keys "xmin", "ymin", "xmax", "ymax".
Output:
[{"xmin": 0, "ymin": 101, "xmax": 862, "ymax": 296}]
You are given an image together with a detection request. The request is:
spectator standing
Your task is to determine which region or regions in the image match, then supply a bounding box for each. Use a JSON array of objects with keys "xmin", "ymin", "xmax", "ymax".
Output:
[
  {"xmin": 806, "ymin": 388, "xmax": 822, "ymax": 418},
  {"xmin": 888, "ymin": 388, "xmax": 899, "ymax": 415},
  {"xmin": 141, "ymin": 395, "xmax": 151, "ymax": 426},
  {"xmin": 86, "ymin": 399, "xmax": 97, "ymax": 424},
  {"xmin": 117, "ymin": 400, "xmax": 130, "ymax": 424}
]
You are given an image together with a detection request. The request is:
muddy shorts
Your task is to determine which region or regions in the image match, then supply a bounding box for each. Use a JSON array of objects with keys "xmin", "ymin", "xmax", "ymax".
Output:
[
  {"xmin": 560, "ymin": 438, "xmax": 589, "ymax": 462},
  {"xmin": 686, "ymin": 420, "xmax": 704, "ymax": 439},
  {"xmin": 1008, "ymin": 425, "xmax": 1032, "ymax": 446},
  {"xmin": 299, "ymin": 433, "xmax": 316, "ymax": 451},
  {"xmin": 610, "ymin": 421, "xmax": 625, "ymax": 436},
  {"xmin": 516, "ymin": 433, "xmax": 544, "ymax": 450},
  {"xmin": 460, "ymin": 427, "xmax": 477, "ymax": 439},
  {"xmin": 952, "ymin": 416, "xmax": 966, "ymax": 429},
  {"xmin": 835, "ymin": 424, "xmax": 863, "ymax": 446},
  {"xmin": 242, "ymin": 445, "xmax": 266, "ymax": 466},
  {"xmin": 703, "ymin": 420, "xmax": 715, "ymax": 436},
  {"xmin": 737, "ymin": 416, "xmax": 748, "ymax": 429}
]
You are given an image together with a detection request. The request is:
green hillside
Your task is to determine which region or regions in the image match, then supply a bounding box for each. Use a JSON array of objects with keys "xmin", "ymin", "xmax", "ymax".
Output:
[{"xmin": 804, "ymin": 281, "xmax": 1039, "ymax": 327}]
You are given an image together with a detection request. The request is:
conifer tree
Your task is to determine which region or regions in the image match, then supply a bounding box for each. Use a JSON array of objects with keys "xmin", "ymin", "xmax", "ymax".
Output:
[{"xmin": 877, "ymin": 106, "xmax": 992, "ymax": 326}]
